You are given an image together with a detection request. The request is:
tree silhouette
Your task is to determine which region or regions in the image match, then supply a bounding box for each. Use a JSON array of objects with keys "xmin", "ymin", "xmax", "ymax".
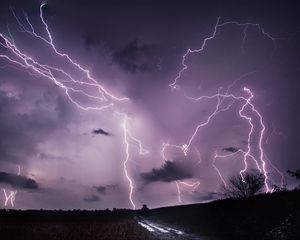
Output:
[{"xmin": 221, "ymin": 169, "xmax": 265, "ymax": 198}]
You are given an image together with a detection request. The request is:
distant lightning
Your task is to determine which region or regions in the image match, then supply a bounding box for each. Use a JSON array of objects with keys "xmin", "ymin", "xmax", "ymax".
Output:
[
  {"xmin": 175, "ymin": 180, "xmax": 200, "ymax": 203},
  {"xmin": 2, "ymin": 165, "xmax": 21, "ymax": 207},
  {"xmin": 212, "ymin": 155, "xmax": 227, "ymax": 187},
  {"xmin": 194, "ymin": 146, "xmax": 202, "ymax": 164},
  {"xmin": 178, "ymin": 180, "xmax": 200, "ymax": 192},
  {"xmin": 175, "ymin": 181, "xmax": 182, "ymax": 203},
  {"xmin": 2, "ymin": 189, "xmax": 17, "ymax": 207}
]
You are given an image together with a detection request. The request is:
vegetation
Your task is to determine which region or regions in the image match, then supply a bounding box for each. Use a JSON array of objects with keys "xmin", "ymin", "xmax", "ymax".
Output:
[{"xmin": 221, "ymin": 169, "xmax": 265, "ymax": 198}]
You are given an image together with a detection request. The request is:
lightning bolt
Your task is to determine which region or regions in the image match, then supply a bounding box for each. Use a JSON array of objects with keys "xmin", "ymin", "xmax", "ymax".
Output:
[
  {"xmin": 264, "ymin": 153, "xmax": 285, "ymax": 189},
  {"xmin": 182, "ymin": 87, "xmax": 270, "ymax": 192},
  {"xmin": 212, "ymin": 154, "xmax": 228, "ymax": 187},
  {"xmin": 174, "ymin": 180, "xmax": 200, "ymax": 204},
  {"xmin": 160, "ymin": 142, "xmax": 200, "ymax": 203},
  {"xmin": 2, "ymin": 189, "xmax": 17, "ymax": 207},
  {"xmin": 178, "ymin": 180, "xmax": 200, "ymax": 192},
  {"xmin": 1, "ymin": 4, "xmax": 128, "ymax": 113},
  {"xmin": 169, "ymin": 17, "xmax": 275, "ymax": 90},
  {"xmin": 117, "ymin": 112, "xmax": 149, "ymax": 209},
  {"xmin": 175, "ymin": 181, "xmax": 182, "ymax": 203},
  {"xmin": 2, "ymin": 165, "xmax": 20, "ymax": 207},
  {"xmin": 0, "ymin": 4, "xmax": 282, "ymax": 208},
  {"xmin": 165, "ymin": 17, "xmax": 279, "ymax": 202},
  {"xmin": 0, "ymin": 4, "xmax": 150, "ymax": 209}
]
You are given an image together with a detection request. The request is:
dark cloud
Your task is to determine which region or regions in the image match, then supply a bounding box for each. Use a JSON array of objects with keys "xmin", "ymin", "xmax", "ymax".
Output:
[
  {"xmin": 92, "ymin": 128, "xmax": 111, "ymax": 136},
  {"xmin": 112, "ymin": 39, "xmax": 157, "ymax": 73},
  {"xmin": 222, "ymin": 147, "xmax": 239, "ymax": 153},
  {"xmin": 140, "ymin": 160, "xmax": 193, "ymax": 184},
  {"xmin": 83, "ymin": 194, "xmax": 101, "ymax": 202},
  {"xmin": 93, "ymin": 184, "xmax": 118, "ymax": 195},
  {"xmin": 0, "ymin": 171, "xmax": 39, "ymax": 189}
]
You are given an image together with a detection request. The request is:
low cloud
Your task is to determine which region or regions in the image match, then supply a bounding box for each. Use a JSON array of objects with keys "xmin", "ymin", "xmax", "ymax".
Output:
[
  {"xmin": 140, "ymin": 160, "xmax": 193, "ymax": 184},
  {"xmin": 93, "ymin": 184, "xmax": 118, "ymax": 195},
  {"xmin": 222, "ymin": 147, "xmax": 239, "ymax": 153},
  {"xmin": 92, "ymin": 128, "xmax": 111, "ymax": 136},
  {"xmin": 0, "ymin": 171, "xmax": 39, "ymax": 189},
  {"xmin": 83, "ymin": 194, "xmax": 101, "ymax": 202}
]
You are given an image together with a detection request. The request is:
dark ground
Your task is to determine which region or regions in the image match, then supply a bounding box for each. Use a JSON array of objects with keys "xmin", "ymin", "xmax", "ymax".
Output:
[{"xmin": 0, "ymin": 190, "xmax": 299, "ymax": 240}]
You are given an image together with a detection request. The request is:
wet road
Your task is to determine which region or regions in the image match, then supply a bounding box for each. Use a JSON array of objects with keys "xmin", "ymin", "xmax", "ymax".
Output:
[{"xmin": 136, "ymin": 217, "xmax": 207, "ymax": 240}]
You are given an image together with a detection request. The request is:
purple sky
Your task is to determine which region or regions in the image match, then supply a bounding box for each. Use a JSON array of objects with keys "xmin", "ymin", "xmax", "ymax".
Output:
[{"xmin": 0, "ymin": 0, "xmax": 300, "ymax": 209}]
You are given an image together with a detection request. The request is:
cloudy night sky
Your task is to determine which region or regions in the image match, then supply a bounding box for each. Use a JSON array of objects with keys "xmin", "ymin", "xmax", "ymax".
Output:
[{"xmin": 0, "ymin": 0, "xmax": 299, "ymax": 209}]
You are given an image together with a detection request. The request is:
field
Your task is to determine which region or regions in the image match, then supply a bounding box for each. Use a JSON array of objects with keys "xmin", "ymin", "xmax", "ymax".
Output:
[
  {"xmin": 0, "ymin": 190, "xmax": 299, "ymax": 240},
  {"xmin": 0, "ymin": 220, "xmax": 157, "ymax": 240},
  {"xmin": 0, "ymin": 212, "xmax": 155, "ymax": 240}
]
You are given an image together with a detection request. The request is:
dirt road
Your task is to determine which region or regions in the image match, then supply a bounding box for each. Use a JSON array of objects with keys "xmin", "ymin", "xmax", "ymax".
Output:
[{"xmin": 136, "ymin": 217, "xmax": 207, "ymax": 240}]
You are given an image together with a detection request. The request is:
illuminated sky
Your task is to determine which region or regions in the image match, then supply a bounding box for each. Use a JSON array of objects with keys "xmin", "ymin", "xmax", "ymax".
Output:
[{"xmin": 0, "ymin": 0, "xmax": 299, "ymax": 209}]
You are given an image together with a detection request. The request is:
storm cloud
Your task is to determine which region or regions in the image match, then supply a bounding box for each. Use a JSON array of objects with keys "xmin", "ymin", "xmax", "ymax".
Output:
[
  {"xmin": 0, "ymin": 171, "xmax": 39, "ymax": 189},
  {"xmin": 92, "ymin": 128, "xmax": 111, "ymax": 136},
  {"xmin": 140, "ymin": 160, "xmax": 193, "ymax": 184},
  {"xmin": 93, "ymin": 184, "xmax": 118, "ymax": 195},
  {"xmin": 222, "ymin": 147, "xmax": 240, "ymax": 153}
]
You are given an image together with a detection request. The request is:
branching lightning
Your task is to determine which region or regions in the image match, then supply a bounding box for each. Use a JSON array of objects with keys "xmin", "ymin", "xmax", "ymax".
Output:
[
  {"xmin": 169, "ymin": 17, "xmax": 275, "ymax": 90},
  {"xmin": 0, "ymin": 4, "xmax": 283, "ymax": 208},
  {"xmin": 164, "ymin": 17, "xmax": 279, "ymax": 202},
  {"xmin": 0, "ymin": 3, "xmax": 147, "ymax": 208}
]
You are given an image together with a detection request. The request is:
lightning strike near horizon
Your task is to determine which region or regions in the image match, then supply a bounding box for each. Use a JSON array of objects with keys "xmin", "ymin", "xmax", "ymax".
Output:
[
  {"xmin": 117, "ymin": 112, "xmax": 149, "ymax": 209},
  {"xmin": 2, "ymin": 189, "xmax": 17, "ymax": 207},
  {"xmin": 175, "ymin": 181, "xmax": 182, "ymax": 203},
  {"xmin": 2, "ymin": 165, "xmax": 21, "ymax": 207}
]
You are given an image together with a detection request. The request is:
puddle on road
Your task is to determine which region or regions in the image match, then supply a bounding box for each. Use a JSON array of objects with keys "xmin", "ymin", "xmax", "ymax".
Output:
[{"xmin": 137, "ymin": 219, "xmax": 204, "ymax": 240}]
